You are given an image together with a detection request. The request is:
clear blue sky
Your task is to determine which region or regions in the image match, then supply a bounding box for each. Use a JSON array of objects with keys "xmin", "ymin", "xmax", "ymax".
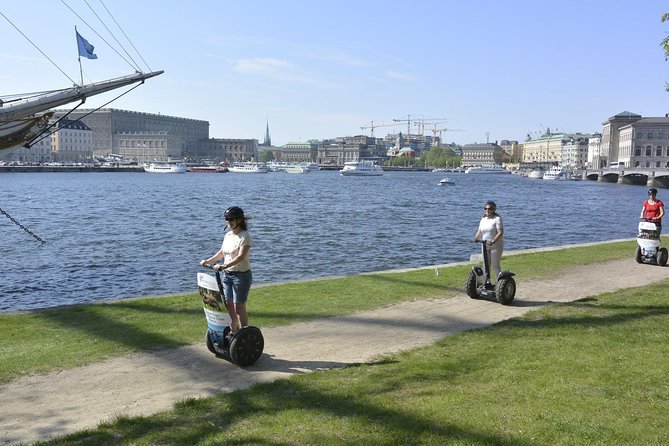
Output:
[{"xmin": 2, "ymin": 1, "xmax": 669, "ymax": 146}]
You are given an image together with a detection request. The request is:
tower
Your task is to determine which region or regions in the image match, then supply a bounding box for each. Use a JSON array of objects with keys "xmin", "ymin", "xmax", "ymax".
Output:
[{"xmin": 263, "ymin": 119, "xmax": 271, "ymax": 146}]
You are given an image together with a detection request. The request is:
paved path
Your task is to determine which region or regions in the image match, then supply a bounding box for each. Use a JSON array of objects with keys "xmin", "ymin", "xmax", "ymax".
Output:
[{"xmin": 1, "ymin": 258, "xmax": 668, "ymax": 445}]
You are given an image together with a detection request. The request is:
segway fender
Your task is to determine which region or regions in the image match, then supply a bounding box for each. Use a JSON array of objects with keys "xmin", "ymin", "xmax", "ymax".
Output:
[
  {"xmin": 473, "ymin": 266, "xmax": 484, "ymax": 277},
  {"xmin": 497, "ymin": 271, "xmax": 515, "ymax": 280}
]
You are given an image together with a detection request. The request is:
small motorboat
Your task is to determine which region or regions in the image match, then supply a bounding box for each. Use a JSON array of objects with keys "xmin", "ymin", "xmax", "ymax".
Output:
[{"xmin": 439, "ymin": 178, "xmax": 455, "ymax": 185}]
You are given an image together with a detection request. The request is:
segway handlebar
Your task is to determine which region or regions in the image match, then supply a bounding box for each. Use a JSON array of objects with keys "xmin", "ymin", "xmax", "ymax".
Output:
[{"xmin": 200, "ymin": 261, "xmax": 227, "ymax": 271}]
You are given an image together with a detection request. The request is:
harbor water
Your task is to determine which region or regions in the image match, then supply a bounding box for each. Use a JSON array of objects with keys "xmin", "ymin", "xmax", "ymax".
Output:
[{"xmin": 1, "ymin": 171, "xmax": 648, "ymax": 312}]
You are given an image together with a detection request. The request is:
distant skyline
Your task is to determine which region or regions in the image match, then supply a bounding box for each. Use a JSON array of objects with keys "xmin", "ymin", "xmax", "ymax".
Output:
[{"xmin": 2, "ymin": 1, "xmax": 669, "ymax": 146}]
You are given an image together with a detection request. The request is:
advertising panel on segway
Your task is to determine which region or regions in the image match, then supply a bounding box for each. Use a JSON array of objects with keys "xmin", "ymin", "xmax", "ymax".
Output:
[
  {"xmin": 197, "ymin": 265, "xmax": 264, "ymax": 366},
  {"xmin": 465, "ymin": 240, "xmax": 516, "ymax": 305},
  {"xmin": 635, "ymin": 221, "xmax": 667, "ymax": 266}
]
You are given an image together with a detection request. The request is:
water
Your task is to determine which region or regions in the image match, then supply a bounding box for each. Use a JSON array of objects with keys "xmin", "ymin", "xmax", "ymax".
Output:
[{"xmin": 1, "ymin": 171, "xmax": 647, "ymax": 312}]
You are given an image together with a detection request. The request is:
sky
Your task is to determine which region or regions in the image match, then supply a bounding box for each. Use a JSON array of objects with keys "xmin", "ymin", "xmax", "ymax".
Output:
[{"xmin": 2, "ymin": 0, "xmax": 669, "ymax": 147}]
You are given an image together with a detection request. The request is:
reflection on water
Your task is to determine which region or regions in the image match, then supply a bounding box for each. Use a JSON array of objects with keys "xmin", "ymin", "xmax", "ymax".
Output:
[{"xmin": 0, "ymin": 171, "xmax": 646, "ymax": 311}]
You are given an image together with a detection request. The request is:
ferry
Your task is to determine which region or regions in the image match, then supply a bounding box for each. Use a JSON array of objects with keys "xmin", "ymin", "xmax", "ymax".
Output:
[
  {"xmin": 542, "ymin": 166, "xmax": 567, "ymax": 180},
  {"xmin": 227, "ymin": 162, "xmax": 270, "ymax": 173},
  {"xmin": 339, "ymin": 160, "xmax": 384, "ymax": 176},
  {"xmin": 464, "ymin": 165, "xmax": 512, "ymax": 174},
  {"xmin": 144, "ymin": 161, "xmax": 187, "ymax": 173}
]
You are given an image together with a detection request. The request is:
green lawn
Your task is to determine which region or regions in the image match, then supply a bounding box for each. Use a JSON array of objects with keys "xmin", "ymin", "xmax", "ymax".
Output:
[{"xmin": 34, "ymin": 278, "xmax": 669, "ymax": 445}]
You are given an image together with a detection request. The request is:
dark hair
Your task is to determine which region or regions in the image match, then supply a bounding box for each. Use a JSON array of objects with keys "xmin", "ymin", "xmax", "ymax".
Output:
[
  {"xmin": 224, "ymin": 206, "xmax": 248, "ymax": 230},
  {"xmin": 485, "ymin": 201, "xmax": 499, "ymax": 217},
  {"xmin": 648, "ymin": 188, "xmax": 658, "ymax": 196}
]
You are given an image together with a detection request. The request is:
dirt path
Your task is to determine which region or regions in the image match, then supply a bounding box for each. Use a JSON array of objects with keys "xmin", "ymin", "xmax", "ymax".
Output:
[{"xmin": 2, "ymin": 258, "xmax": 668, "ymax": 445}]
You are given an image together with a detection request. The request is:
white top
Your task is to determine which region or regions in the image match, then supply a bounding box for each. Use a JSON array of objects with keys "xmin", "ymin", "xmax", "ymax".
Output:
[
  {"xmin": 221, "ymin": 230, "xmax": 252, "ymax": 272},
  {"xmin": 478, "ymin": 215, "xmax": 504, "ymax": 245}
]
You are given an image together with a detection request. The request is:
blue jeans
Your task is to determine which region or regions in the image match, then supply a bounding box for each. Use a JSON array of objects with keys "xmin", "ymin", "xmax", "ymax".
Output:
[{"xmin": 222, "ymin": 270, "xmax": 252, "ymax": 304}]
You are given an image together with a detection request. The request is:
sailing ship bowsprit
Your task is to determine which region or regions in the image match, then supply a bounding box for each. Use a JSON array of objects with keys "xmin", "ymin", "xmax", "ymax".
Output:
[
  {"xmin": 1, "ymin": 7, "xmax": 163, "ymax": 157},
  {"xmin": 0, "ymin": 70, "xmax": 163, "ymax": 155}
]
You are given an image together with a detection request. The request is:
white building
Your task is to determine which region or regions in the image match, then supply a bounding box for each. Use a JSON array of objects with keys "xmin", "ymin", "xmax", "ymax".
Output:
[{"xmin": 52, "ymin": 118, "xmax": 93, "ymax": 163}]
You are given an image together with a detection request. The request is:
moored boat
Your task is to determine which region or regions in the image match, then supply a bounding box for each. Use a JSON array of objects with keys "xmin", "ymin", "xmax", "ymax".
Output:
[
  {"xmin": 286, "ymin": 166, "xmax": 308, "ymax": 174},
  {"xmin": 528, "ymin": 169, "xmax": 544, "ymax": 179},
  {"xmin": 339, "ymin": 160, "xmax": 384, "ymax": 176},
  {"xmin": 228, "ymin": 162, "xmax": 270, "ymax": 173},
  {"xmin": 542, "ymin": 166, "xmax": 567, "ymax": 180},
  {"xmin": 144, "ymin": 161, "xmax": 187, "ymax": 173},
  {"xmin": 464, "ymin": 165, "xmax": 511, "ymax": 174}
]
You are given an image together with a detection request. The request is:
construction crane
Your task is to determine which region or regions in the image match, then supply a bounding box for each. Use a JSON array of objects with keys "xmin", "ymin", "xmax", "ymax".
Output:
[
  {"xmin": 425, "ymin": 124, "xmax": 465, "ymax": 146},
  {"xmin": 393, "ymin": 115, "xmax": 448, "ymax": 137},
  {"xmin": 360, "ymin": 120, "xmax": 398, "ymax": 138}
]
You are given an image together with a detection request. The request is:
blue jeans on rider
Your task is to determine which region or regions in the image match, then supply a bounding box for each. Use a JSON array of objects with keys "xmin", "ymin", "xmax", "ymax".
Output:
[{"xmin": 222, "ymin": 270, "xmax": 252, "ymax": 304}]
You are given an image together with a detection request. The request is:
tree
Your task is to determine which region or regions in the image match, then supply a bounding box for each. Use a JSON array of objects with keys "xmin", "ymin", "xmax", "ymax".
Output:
[
  {"xmin": 662, "ymin": 13, "xmax": 669, "ymax": 90},
  {"xmin": 259, "ymin": 150, "xmax": 275, "ymax": 163}
]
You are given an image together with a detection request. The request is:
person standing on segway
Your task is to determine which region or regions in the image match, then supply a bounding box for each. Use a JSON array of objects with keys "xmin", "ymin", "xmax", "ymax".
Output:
[
  {"xmin": 200, "ymin": 206, "xmax": 252, "ymax": 336},
  {"xmin": 640, "ymin": 188, "xmax": 665, "ymax": 235},
  {"xmin": 473, "ymin": 201, "xmax": 504, "ymax": 283}
]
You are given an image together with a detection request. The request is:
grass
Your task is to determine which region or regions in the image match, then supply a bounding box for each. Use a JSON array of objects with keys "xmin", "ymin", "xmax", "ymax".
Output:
[
  {"xmin": 32, "ymin": 278, "xmax": 669, "ymax": 445},
  {"xmin": 0, "ymin": 240, "xmax": 634, "ymax": 384}
]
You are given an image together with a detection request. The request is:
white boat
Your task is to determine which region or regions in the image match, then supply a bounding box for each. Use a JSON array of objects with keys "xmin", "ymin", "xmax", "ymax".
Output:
[
  {"xmin": 339, "ymin": 160, "xmax": 384, "ymax": 176},
  {"xmin": 300, "ymin": 162, "xmax": 321, "ymax": 171},
  {"xmin": 464, "ymin": 165, "xmax": 512, "ymax": 174},
  {"xmin": 542, "ymin": 166, "xmax": 566, "ymax": 180},
  {"xmin": 528, "ymin": 169, "xmax": 544, "ymax": 179},
  {"xmin": 438, "ymin": 178, "xmax": 455, "ymax": 185},
  {"xmin": 228, "ymin": 162, "xmax": 270, "ymax": 173},
  {"xmin": 286, "ymin": 165, "xmax": 308, "ymax": 174},
  {"xmin": 144, "ymin": 161, "xmax": 187, "ymax": 173}
]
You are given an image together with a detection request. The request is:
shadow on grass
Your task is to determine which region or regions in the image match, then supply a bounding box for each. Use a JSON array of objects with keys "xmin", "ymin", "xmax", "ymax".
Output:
[{"xmin": 44, "ymin": 372, "xmax": 540, "ymax": 446}]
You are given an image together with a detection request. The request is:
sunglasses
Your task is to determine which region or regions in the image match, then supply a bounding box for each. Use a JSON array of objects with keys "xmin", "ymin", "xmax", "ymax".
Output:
[{"xmin": 484, "ymin": 207, "xmax": 493, "ymax": 211}]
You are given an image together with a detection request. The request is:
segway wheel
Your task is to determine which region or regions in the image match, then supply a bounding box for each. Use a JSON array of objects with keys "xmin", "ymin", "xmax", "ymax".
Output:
[
  {"xmin": 657, "ymin": 248, "xmax": 668, "ymax": 266},
  {"xmin": 205, "ymin": 330, "xmax": 217, "ymax": 354},
  {"xmin": 495, "ymin": 276, "xmax": 516, "ymax": 305},
  {"xmin": 230, "ymin": 326, "xmax": 264, "ymax": 366},
  {"xmin": 465, "ymin": 272, "xmax": 479, "ymax": 299},
  {"xmin": 635, "ymin": 246, "xmax": 643, "ymax": 264}
]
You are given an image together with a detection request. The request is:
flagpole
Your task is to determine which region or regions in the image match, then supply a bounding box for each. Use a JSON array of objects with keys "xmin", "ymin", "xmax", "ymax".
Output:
[{"xmin": 76, "ymin": 26, "xmax": 83, "ymax": 86}]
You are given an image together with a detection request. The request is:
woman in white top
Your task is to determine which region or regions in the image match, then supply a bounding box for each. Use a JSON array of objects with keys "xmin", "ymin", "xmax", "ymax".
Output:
[
  {"xmin": 473, "ymin": 201, "xmax": 504, "ymax": 282},
  {"xmin": 200, "ymin": 206, "xmax": 252, "ymax": 335}
]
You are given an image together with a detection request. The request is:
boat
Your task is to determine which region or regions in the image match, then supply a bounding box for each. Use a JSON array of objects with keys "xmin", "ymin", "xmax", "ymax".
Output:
[
  {"xmin": 286, "ymin": 165, "xmax": 308, "ymax": 174},
  {"xmin": 339, "ymin": 160, "xmax": 384, "ymax": 176},
  {"xmin": 542, "ymin": 166, "xmax": 566, "ymax": 180},
  {"xmin": 464, "ymin": 165, "xmax": 512, "ymax": 174},
  {"xmin": 528, "ymin": 169, "xmax": 544, "ymax": 179},
  {"xmin": 187, "ymin": 160, "xmax": 227, "ymax": 173},
  {"xmin": 300, "ymin": 162, "xmax": 321, "ymax": 171},
  {"xmin": 438, "ymin": 178, "xmax": 455, "ymax": 185},
  {"xmin": 187, "ymin": 165, "xmax": 227, "ymax": 173},
  {"xmin": 228, "ymin": 162, "xmax": 270, "ymax": 173},
  {"xmin": 144, "ymin": 161, "xmax": 187, "ymax": 173}
]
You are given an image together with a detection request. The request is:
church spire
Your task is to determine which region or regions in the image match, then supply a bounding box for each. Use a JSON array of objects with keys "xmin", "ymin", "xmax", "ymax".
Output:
[{"xmin": 263, "ymin": 118, "xmax": 271, "ymax": 146}]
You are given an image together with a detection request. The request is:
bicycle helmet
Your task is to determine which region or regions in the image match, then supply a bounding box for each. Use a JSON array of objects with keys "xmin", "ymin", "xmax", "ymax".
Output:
[
  {"xmin": 485, "ymin": 201, "xmax": 497, "ymax": 210},
  {"xmin": 648, "ymin": 188, "xmax": 658, "ymax": 196},
  {"xmin": 224, "ymin": 206, "xmax": 245, "ymax": 220}
]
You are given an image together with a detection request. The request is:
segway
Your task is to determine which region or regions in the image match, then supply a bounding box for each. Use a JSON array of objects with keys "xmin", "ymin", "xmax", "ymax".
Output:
[
  {"xmin": 635, "ymin": 220, "xmax": 667, "ymax": 266},
  {"xmin": 465, "ymin": 240, "xmax": 516, "ymax": 305},
  {"xmin": 197, "ymin": 265, "xmax": 264, "ymax": 366}
]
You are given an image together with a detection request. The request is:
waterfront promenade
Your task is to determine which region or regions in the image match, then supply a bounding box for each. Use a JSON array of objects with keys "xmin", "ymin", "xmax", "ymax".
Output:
[{"xmin": 1, "ymin": 247, "xmax": 668, "ymax": 445}]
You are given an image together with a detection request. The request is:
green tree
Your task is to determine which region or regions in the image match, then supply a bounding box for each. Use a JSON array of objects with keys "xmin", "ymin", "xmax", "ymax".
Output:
[
  {"xmin": 662, "ymin": 13, "xmax": 669, "ymax": 91},
  {"xmin": 259, "ymin": 150, "xmax": 275, "ymax": 163}
]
